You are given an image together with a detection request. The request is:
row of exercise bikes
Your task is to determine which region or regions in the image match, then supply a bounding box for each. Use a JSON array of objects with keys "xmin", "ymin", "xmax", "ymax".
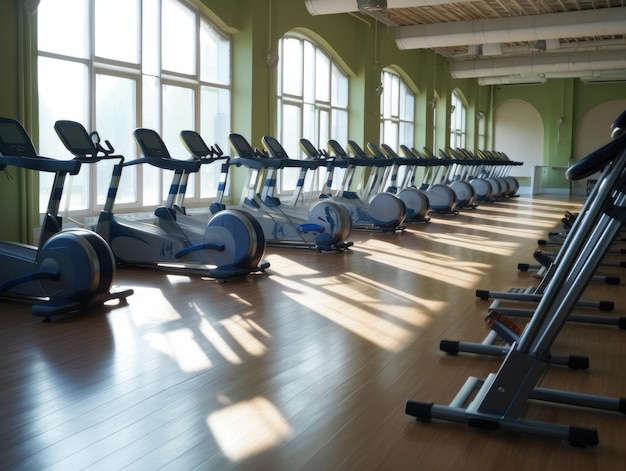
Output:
[{"xmin": 0, "ymin": 117, "xmax": 520, "ymax": 321}]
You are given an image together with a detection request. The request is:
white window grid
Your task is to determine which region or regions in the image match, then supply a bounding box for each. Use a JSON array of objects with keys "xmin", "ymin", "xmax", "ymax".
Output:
[
  {"xmin": 276, "ymin": 33, "xmax": 349, "ymax": 194},
  {"xmin": 379, "ymin": 68, "xmax": 415, "ymax": 150},
  {"xmin": 449, "ymin": 90, "xmax": 467, "ymax": 150},
  {"xmin": 37, "ymin": 0, "xmax": 231, "ymax": 217}
]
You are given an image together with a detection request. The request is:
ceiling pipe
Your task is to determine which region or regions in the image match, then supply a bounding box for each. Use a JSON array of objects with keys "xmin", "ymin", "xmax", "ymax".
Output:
[
  {"xmin": 478, "ymin": 71, "xmax": 612, "ymax": 85},
  {"xmin": 583, "ymin": 75, "xmax": 626, "ymax": 83},
  {"xmin": 478, "ymin": 69, "xmax": 626, "ymax": 85},
  {"xmin": 305, "ymin": 0, "xmax": 473, "ymax": 16},
  {"xmin": 450, "ymin": 50, "xmax": 626, "ymax": 79},
  {"xmin": 396, "ymin": 8, "xmax": 626, "ymax": 49},
  {"xmin": 478, "ymin": 76, "xmax": 547, "ymax": 86}
]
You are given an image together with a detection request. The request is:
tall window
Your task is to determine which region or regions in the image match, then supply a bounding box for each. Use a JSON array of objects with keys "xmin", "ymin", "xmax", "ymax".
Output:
[
  {"xmin": 449, "ymin": 90, "xmax": 466, "ymax": 149},
  {"xmin": 379, "ymin": 68, "xmax": 415, "ymax": 150},
  {"xmin": 277, "ymin": 34, "xmax": 349, "ymax": 192},
  {"xmin": 37, "ymin": 0, "xmax": 231, "ymax": 216}
]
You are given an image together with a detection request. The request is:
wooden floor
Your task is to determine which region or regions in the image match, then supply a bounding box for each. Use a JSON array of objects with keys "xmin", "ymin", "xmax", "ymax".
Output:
[{"xmin": 2, "ymin": 195, "xmax": 626, "ymax": 470}]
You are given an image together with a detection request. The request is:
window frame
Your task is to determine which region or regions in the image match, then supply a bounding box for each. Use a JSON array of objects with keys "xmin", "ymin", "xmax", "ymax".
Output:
[
  {"xmin": 276, "ymin": 33, "xmax": 349, "ymax": 195},
  {"xmin": 379, "ymin": 68, "xmax": 416, "ymax": 150},
  {"xmin": 36, "ymin": 0, "xmax": 232, "ymax": 217},
  {"xmin": 449, "ymin": 90, "xmax": 467, "ymax": 150}
]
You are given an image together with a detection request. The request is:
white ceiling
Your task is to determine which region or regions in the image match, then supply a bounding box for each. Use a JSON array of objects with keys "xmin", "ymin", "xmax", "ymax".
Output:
[{"xmin": 305, "ymin": 0, "xmax": 626, "ymax": 84}]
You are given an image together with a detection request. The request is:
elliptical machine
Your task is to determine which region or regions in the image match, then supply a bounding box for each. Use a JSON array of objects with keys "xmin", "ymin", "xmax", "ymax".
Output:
[
  {"xmin": 0, "ymin": 117, "xmax": 132, "ymax": 320},
  {"xmin": 54, "ymin": 120, "xmax": 269, "ymax": 280},
  {"xmin": 478, "ymin": 149, "xmax": 522, "ymax": 198},
  {"xmin": 366, "ymin": 142, "xmax": 430, "ymax": 223},
  {"xmin": 436, "ymin": 148, "xmax": 477, "ymax": 208},
  {"xmin": 321, "ymin": 139, "xmax": 408, "ymax": 232},
  {"xmin": 181, "ymin": 130, "xmax": 353, "ymax": 252},
  {"xmin": 399, "ymin": 146, "xmax": 458, "ymax": 215},
  {"xmin": 447, "ymin": 148, "xmax": 494, "ymax": 203},
  {"xmin": 132, "ymin": 127, "xmax": 270, "ymax": 274}
]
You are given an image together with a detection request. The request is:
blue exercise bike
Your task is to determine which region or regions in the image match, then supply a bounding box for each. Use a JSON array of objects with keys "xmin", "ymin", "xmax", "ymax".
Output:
[
  {"xmin": 0, "ymin": 117, "xmax": 132, "ymax": 320},
  {"xmin": 54, "ymin": 120, "xmax": 269, "ymax": 280}
]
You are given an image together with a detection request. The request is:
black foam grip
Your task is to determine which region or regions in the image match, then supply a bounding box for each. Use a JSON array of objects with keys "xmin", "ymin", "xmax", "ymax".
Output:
[{"xmin": 566, "ymin": 130, "xmax": 626, "ymax": 181}]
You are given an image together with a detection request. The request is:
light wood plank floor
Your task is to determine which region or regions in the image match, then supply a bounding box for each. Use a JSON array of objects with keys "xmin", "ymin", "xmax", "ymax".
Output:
[{"xmin": 2, "ymin": 195, "xmax": 625, "ymax": 470}]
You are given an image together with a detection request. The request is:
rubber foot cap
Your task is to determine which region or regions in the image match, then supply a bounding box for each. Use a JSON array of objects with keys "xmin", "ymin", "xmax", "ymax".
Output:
[
  {"xmin": 440, "ymin": 340, "xmax": 459, "ymax": 355},
  {"xmin": 568, "ymin": 427, "xmax": 598, "ymax": 447},
  {"xmin": 599, "ymin": 301, "xmax": 614, "ymax": 311},
  {"xmin": 405, "ymin": 401, "xmax": 433, "ymax": 421},
  {"xmin": 568, "ymin": 355, "xmax": 589, "ymax": 370}
]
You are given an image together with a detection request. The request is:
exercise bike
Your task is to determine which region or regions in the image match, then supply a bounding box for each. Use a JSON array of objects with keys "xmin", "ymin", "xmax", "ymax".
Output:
[
  {"xmin": 180, "ymin": 130, "xmax": 353, "ymax": 252},
  {"xmin": 399, "ymin": 146, "xmax": 459, "ymax": 215},
  {"xmin": 322, "ymin": 139, "xmax": 407, "ymax": 232},
  {"xmin": 447, "ymin": 148, "xmax": 495, "ymax": 202},
  {"xmin": 54, "ymin": 120, "xmax": 269, "ymax": 280},
  {"xmin": 478, "ymin": 149, "xmax": 522, "ymax": 198},
  {"xmin": 0, "ymin": 117, "xmax": 132, "ymax": 320},
  {"xmin": 131, "ymin": 127, "xmax": 270, "ymax": 274},
  {"xmin": 419, "ymin": 146, "xmax": 475, "ymax": 210},
  {"xmin": 366, "ymin": 142, "xmax": 431, "ymax": 223},
  {"xmin": 434, "ymin": 148, "xmax": 477, "ymax": 209}
]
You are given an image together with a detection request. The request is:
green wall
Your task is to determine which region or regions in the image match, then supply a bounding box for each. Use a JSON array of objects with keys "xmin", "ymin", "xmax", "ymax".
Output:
[
  {"xmin": 573, "ymin": 81, "xmax": 626, "ymax": 123},
  {"xmin": 0, "ymin": 0, "xmax": 26, "ymax": 242},
  {"xmin": 0, "ymin": 1, "xmax": 19, "ymax": 118},
  {"xmin": 493, "ymin": 79, "xmax": 626, "ymax": 188},
  {"xmin": 205, "ymin": 0, "xmax": 494, "ymax": 150},
  {"xmin": 1, "ymin": 0, "xmax": 625, "ymax": 241}
]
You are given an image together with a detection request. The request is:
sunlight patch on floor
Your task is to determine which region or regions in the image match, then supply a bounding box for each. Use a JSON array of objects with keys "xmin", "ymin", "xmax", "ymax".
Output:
[
  {"xmin": 144, "ymin": 329, "xmax": 212, "ymax": 373},
  {"xmin": 411, "ymin": 231, "xmax": 518, "ymax": 256},
  {"xmin": 197, "ymin": 317, "xmax": 243, "ymax": 365},
  {"xmin": 429, "ymin": 218, "xmax": 552, "ymax": 239},
  {"xmin": 227, "ymin": 292, "xmax": 254, "ymax": 307},
  {"xmin": 220, "ymin": 314, "xmax": 270, "ymax": 357},
  {"xmin": 142, "ymin": 312, "xmax": 271, "ymax": 372},
  {"xmin": 272, "ymin": 275, "xmax": 420, "ymax": 352},
  {"xmin": 340, "ymin": 271, "xmax": 448, "ymax": 312},
  {"xmin": 128, "ymin": 287, "xmax": 181, "ymax": 326},
  {"xmin": 476, "ymin": 203, "xmax": 576, "ymax": 220},
  {"xmin": 262, "ymin": 253, "xmax": 322, "ymax": 276},
  {"xmin": 207, "ymin": 396, "xmax": 293, "ymax": 462},
  {"xmin": 165, "ymin": 273, "xmax": 194, "ymax": 284},
  {"xmin": 354, "ymin": 249, "xmax": 488, "ymax": 289},
  {"xmin": 302, "ymin": 273, "xmax": 440, "ymax": 326}
]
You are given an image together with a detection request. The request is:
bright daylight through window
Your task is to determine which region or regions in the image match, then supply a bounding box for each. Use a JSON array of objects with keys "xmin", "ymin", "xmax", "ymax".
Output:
[
  {"xmin": 276, "ymin": 34, "xmax": 349, "ymax": 193},
  {"xmin": 37, "ymin": 0, "xmax": 231, "ymax": 218}
]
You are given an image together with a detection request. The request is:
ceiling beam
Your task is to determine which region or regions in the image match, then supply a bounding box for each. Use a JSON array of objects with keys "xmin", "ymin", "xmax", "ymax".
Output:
[
  {"xmin": 396, "ymin": 8, "xmax": 626, "ymax": 50},
  {"xmin": 449, "ymin": 50, "xmax": 626, "ymax": 79},
  {"xmin": 478, "ymin": 69, "xmax": 626, "ymax": 85}
]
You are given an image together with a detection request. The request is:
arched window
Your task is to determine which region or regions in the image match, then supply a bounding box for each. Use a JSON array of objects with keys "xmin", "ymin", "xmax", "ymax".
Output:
[
  {"xmin": 379, "ymin": 68, "xmax": 415, "ymax": 149},
  {"xmin": 37, "ymin": 0, "xmax": 231, "ymax": 216},
  {"xmin": 450, "ymin": 90, "xmax": 466, "ymax": 149},
  {"xmin": 277, "ymin": 33, "xmax": 349, "ymax": 192}
]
